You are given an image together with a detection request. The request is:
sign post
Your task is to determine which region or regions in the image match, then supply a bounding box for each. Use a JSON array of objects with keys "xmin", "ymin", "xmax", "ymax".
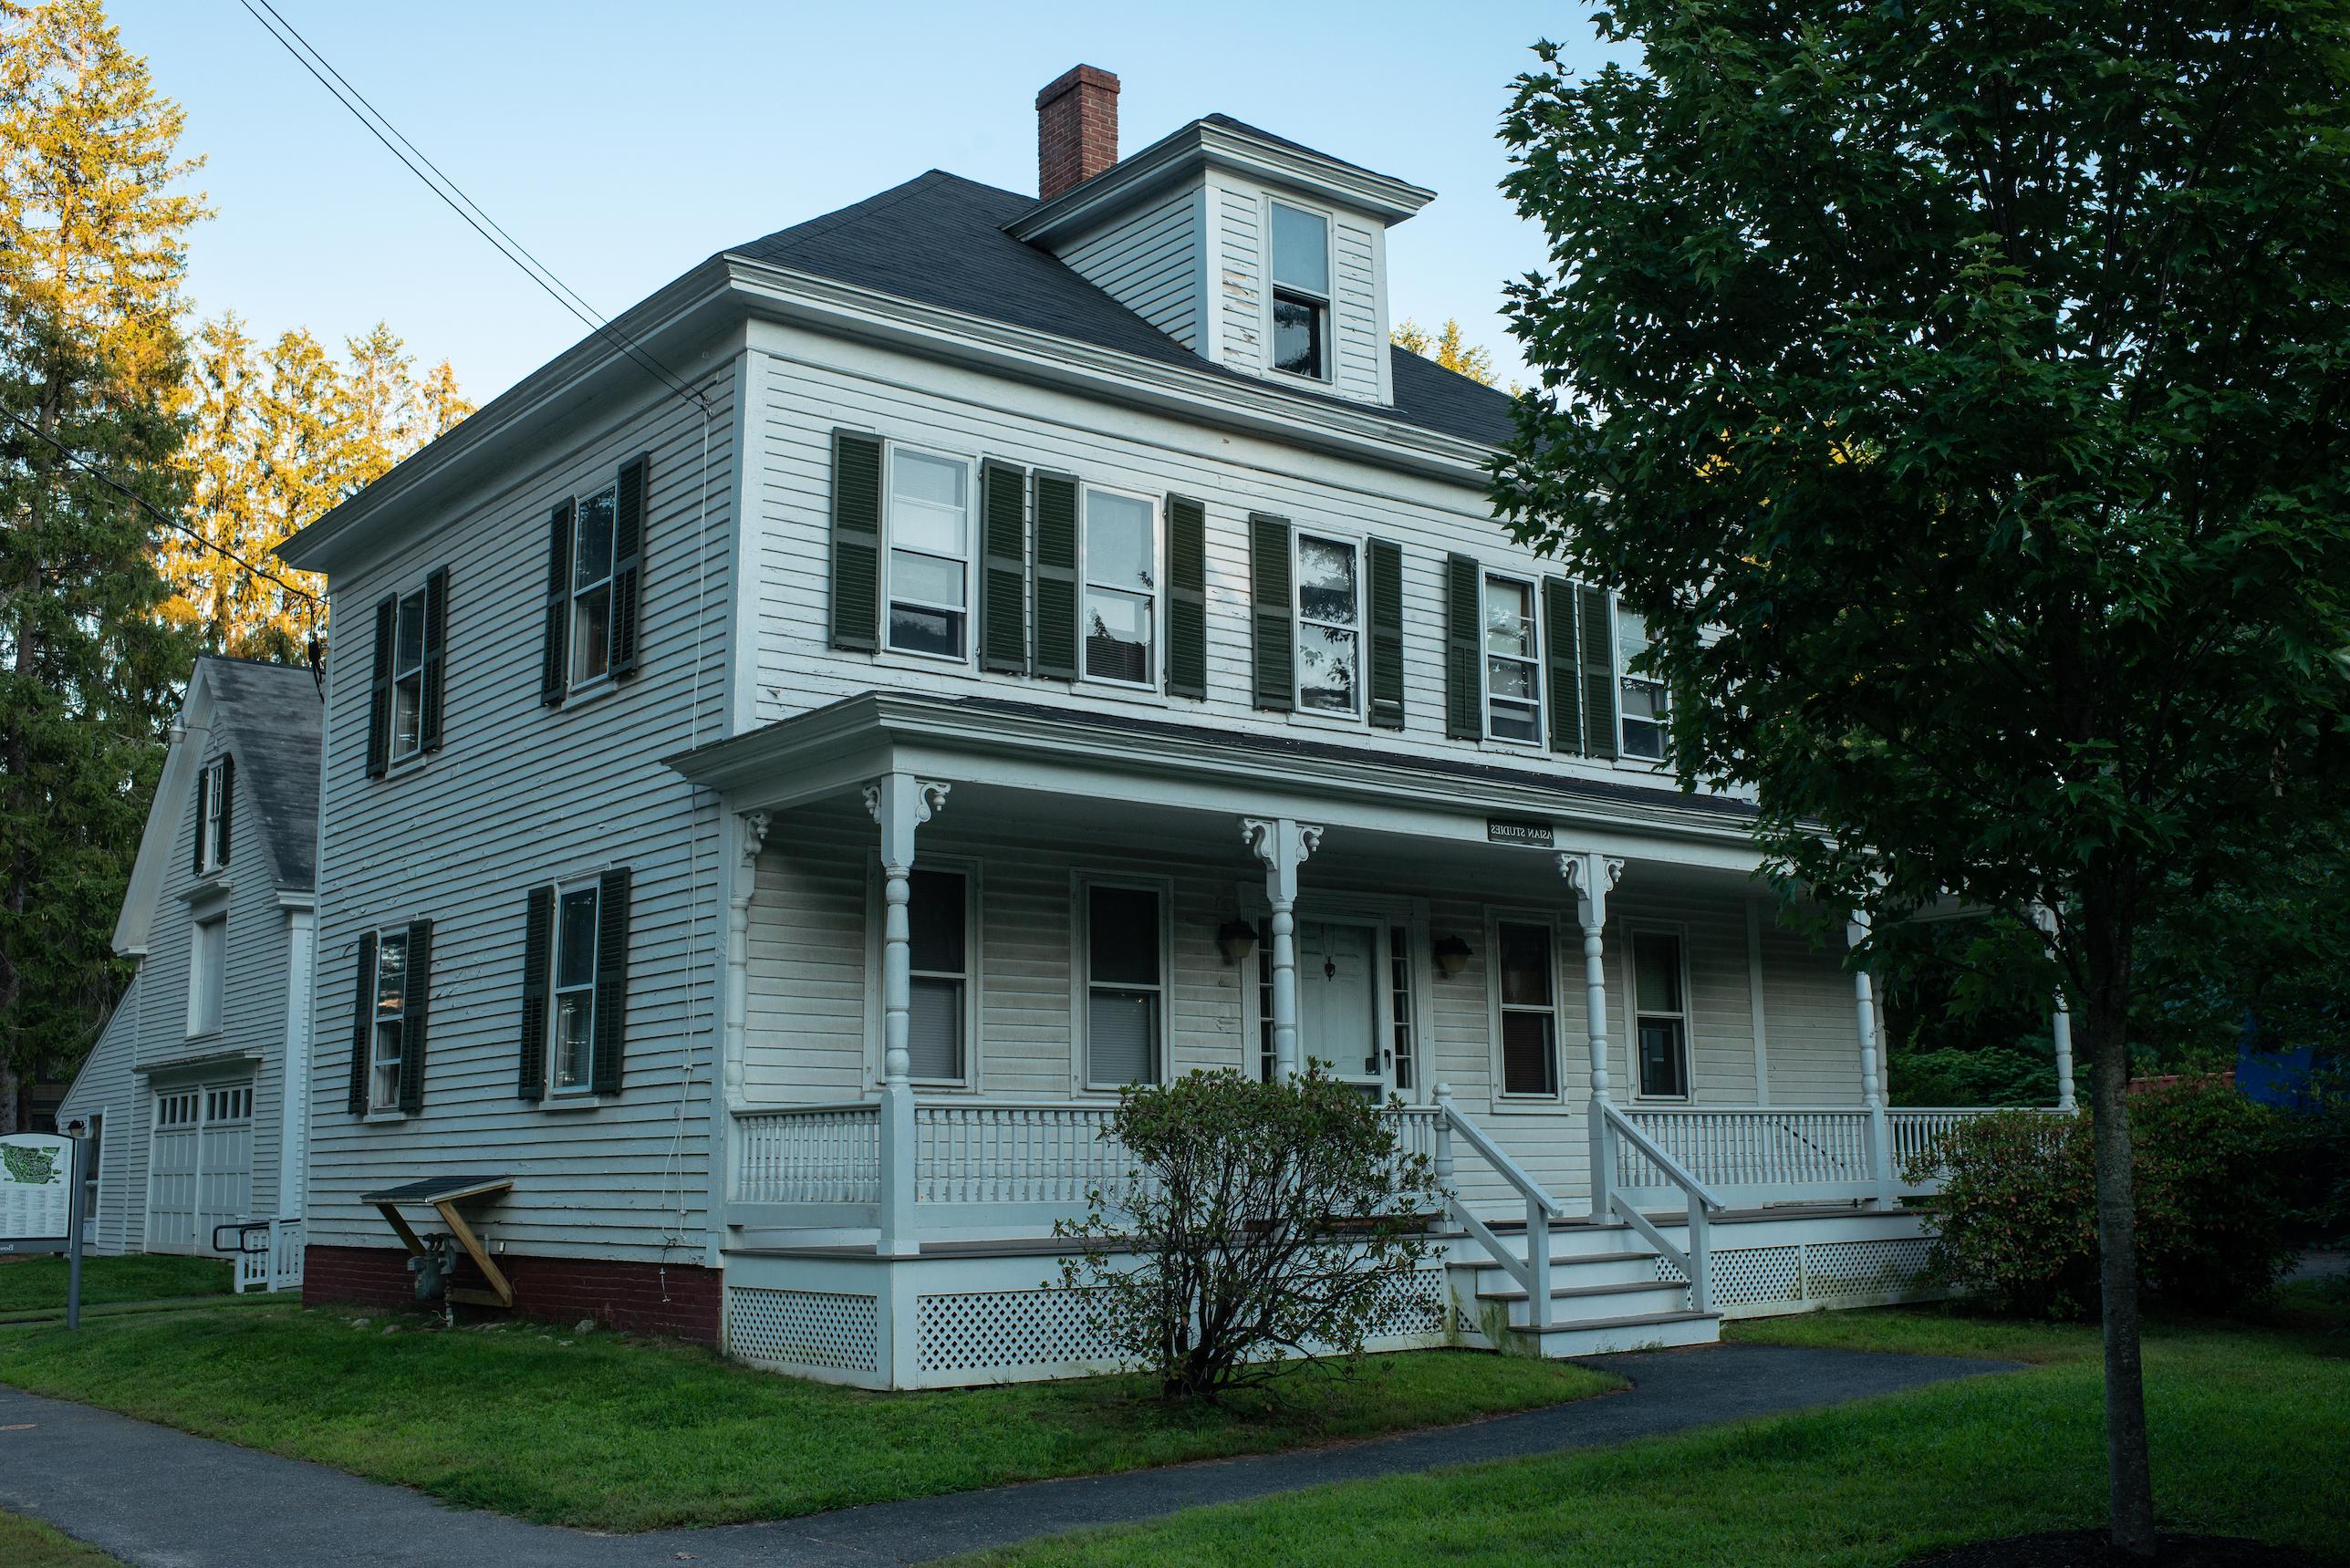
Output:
[{"xmin": 2, "ymin": 1129, "xmax": 82, "ymax": 1327}]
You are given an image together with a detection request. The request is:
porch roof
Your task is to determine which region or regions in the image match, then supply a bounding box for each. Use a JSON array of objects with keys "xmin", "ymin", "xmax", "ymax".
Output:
[{"xmin": 666, "ymin": 692, "xmax": 1767, "ymax": 872}]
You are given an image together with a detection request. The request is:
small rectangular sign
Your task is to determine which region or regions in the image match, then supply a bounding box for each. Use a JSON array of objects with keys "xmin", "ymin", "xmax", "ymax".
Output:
[
  {"xmin": 1485, "ymin": 818, "xmax": 1555, "ymax": 849},
  {"xmin": 1, "ymin": 1132, "xmax": 73, "ymax": 1251}
]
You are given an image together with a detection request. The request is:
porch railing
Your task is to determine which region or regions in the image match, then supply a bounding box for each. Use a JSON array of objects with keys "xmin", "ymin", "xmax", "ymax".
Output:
[
  {"xmin": 1432, "ymin": 1086, "xmax": 1566, "ymax": 1330},
  {"xmin": 1614, "ymin": 1104, "xmax": 2046, "ymax": 1207},
  {"xmin": 229, "ymin": 1217, "xmax": 303, "ymax": 1293},
  {"xmin": 733, "ymin": 1098, "xmax": 1451, "ymax": 1241},
  {"xmin": 1597, "ymin": 1099, "xmax": 1721, "ymax": 1314}
]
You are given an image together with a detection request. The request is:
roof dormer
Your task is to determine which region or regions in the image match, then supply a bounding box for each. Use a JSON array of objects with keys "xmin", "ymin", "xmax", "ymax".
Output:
[{"xmin": 1009, "ymin": 70, "xmax": 1435, "ymax": 410}]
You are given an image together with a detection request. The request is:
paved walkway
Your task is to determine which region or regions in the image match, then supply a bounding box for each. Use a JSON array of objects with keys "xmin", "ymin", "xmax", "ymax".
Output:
[{"xmin": 1, "ymin": 1342, "xmax": 2014, "ymax": 1566}]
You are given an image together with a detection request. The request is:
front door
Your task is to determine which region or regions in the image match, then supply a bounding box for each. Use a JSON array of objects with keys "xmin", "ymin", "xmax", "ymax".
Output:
[{"xmin": 1297, "ymin": 920, "xmax": 1388, "ymax": 1099}]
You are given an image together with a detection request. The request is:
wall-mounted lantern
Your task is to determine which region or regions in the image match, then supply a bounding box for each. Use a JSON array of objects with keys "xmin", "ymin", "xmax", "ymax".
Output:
[
  {"xmin": 1431, "ymin": 933, "xmax": 1472, "ymax": 979},
  {"xmin": 1216, "ymin": 919, "xmax": 1259, "ymax": 967}
]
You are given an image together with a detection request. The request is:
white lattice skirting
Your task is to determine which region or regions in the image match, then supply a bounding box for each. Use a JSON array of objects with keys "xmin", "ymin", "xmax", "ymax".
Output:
[
  {"xmin": 1654, "ymin": 1237, "xmax": 1935, "ymax": 1315},
  {"xmin": 728, "ymin": 1287, "xmax": 882, "ymax": 1375},
  {"xmin": 911, "ymin": 1267, "xmax": 1451, "ymax": 1380}
]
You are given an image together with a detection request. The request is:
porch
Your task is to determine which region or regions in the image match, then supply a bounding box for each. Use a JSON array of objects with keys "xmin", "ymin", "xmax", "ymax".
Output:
[{"xmin": 671, "ymin": 692, "xmax": 2075, "ymax": 1385}]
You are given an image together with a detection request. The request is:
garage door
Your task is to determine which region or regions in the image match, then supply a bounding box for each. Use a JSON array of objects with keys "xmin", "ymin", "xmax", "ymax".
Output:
[{"xmin": 145, "ymin": 1080, "xmax": 254, "ymax": 1255}]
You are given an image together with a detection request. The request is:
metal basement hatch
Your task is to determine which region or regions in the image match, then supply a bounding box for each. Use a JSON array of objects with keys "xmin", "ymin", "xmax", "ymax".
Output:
[{"xmin": 361, "ymin": 1174, "xmax": 515, "ymax": 1308}]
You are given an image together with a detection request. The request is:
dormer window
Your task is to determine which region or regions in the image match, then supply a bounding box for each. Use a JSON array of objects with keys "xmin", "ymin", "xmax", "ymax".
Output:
[{"xmin": 1269, "ymin": 200, "xmax": 1331, "ymax": 380}]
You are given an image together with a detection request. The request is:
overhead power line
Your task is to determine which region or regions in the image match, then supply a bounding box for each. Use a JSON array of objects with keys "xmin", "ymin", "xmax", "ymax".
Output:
[
  {"xmin": 2, "ymin": 405, "xmax": 323, "ymax": 612},
  {"xmin": 235, "ymin": 0, "xmax": 711, "ymax": 413}
]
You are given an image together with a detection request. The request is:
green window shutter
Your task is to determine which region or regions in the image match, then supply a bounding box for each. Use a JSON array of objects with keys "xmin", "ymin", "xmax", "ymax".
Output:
[
  {"xmin": 215, "ymin": 755, "xmax": 234, "ymax": 867},
  {"xmin": 1031, "ymin": 471, "xmax": 1079, "ymax": 680},
  {"xmin": 1543, "ymin": 577, "xmax": 1582, "ymax": 753},
  {"xmin": 1249, "ymin": 513, "xmax": 1294, "ymax": 711},
  {"xmin": 591, "ymin": 867, "xmax": 632, "ymax": 1096},
  {"xmin": 398, "ymin": 919, "xmax": 433, "ymax": 1114},
  {"xmin": 1444, "ymin": 554, "xmax": 1482, "ymax": 741},
  {"xmin": 1367, "ymin": 538, "xmax": 1404, "ymax": 729},
  {"xmin": 979, "ymin": 460, "xmax": 1029, "ymax": 674},
  {"xmin": 540, "ymin": 500, "xmax": 574, "ymax": 707},
  {"xmin": 367, "ymin": 596, "xmax": 396, "ymax": 775},
  {"xmin": 348, "ymin": 929, "xmax": 377, "ymax": 1116},
  {"xmin": 1577, "ymin": 584, "xmax": 1618, "ymax": 762},
  {"xmin": 829, "ymin": 431, "xmax": 882, "ymax": 652},
  {"xmin": 517, "ymin": 888, "xmax": 552, "ymax": 1101},
  {"xmin": 420, "ymin": 567, "xmax": 449, "ymax": 753},
  {"xmin": 1166, "ymin": 494, "xmax": 1207, "ymax": 699},
  {"xmin": 609, "ymin": 454, "xmax": 649, "ymax": 679}
]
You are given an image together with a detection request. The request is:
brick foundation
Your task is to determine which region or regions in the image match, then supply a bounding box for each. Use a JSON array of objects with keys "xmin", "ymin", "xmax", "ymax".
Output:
[{"xmin": 303, "ymin": 1244, "xmax": 722, "ymax": 1345}]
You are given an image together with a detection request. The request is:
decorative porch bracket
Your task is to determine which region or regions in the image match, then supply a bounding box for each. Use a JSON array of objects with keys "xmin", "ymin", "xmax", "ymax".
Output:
[
  {"xmin": 1846, "ymin": 911, "xmax": 1898, "ymax": 1210},
  {"xmin": 1242, "ymin": 816, "xmax": 1324, "ymax": 1078},
  {"xmin": 1560, "ymin": 849, "xmax": 1625, "ymax": 1223},
  {"xmin": 868, "ymin": 774, "xmax": 950, "ymax": 1255}
]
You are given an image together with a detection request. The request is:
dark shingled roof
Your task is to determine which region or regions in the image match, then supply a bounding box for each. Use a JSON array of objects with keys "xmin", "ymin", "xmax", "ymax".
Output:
[
  {"xmin": 200, "ymin": 656, "xmax": 322, "ymax": 890},
  {"xmin": 727, "ymin": 170, "xmax": 1517, "ymax": 450}
]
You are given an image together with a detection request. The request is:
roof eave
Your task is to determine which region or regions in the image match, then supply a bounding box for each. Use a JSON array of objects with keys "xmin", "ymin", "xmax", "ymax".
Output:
[
  {"xmin": 723, "ymin": 257, "xmax": 1494, "ymax": 483},
  {"xmin": 1005, "ymin": 119, "xmax": 1435, "ymax": 246},
  {"xmin": 277, "ymin": 255, "xmax": 739, "ymax": 576}
]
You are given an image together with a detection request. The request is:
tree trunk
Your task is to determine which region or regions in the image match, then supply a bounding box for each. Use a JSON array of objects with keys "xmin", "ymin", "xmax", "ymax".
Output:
[{"xmin": 2081, "ymin": 896, "xmax": 2156, "ymax": 1557}]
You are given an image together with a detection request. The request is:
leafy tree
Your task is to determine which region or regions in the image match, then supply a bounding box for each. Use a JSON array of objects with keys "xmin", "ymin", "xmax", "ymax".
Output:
[
  {"xmin": 1492, "ymin": 5, "xmax": 2350, "ymax": 1554},
  {"xmin": 1056, "ymin": 1068, "xmax": 1442, "ymax": 1401},
  {"xmin": 165, "ymin": 316, "xmax": 472, "ymax": 660},
  {"xmin": 0, "ymin": 0, "xmax": 204, "ymax": 1128},
  {"xmin": 1391, "ymin": 317, "xmax": 1498, "ymax": 385}
]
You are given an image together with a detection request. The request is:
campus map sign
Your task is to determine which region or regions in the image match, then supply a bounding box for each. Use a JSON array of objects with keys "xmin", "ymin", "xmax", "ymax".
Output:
[{"xmin": 1, "ymin": 1132, "xmax": 73, "ymax": 1252}]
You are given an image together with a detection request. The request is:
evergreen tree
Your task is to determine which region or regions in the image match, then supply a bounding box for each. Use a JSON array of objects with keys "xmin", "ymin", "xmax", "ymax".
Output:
[
  {"xmin": 0, "ymin": 0, "xmax": 206, "ymax": 1128},
  {"xmin": 164, "ymin": 317, "xmax": 473, "ymax": 660}
]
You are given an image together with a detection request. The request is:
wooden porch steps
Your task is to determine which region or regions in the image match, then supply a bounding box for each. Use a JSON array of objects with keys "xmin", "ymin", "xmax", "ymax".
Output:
[{"xmin": 1461, "ymin": 1307, "xmax": 1722, "ymax": 1357}]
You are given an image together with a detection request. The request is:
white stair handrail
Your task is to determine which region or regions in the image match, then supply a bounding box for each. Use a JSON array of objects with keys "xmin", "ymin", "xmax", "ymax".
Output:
[
  {"xmin": 1599, "ymin": 1099, "xmax": 1721, "ymax": 1314},
  {"xmin": 1435, "ymin": 1085, "xmax": 1567, "ymax": 1330}
]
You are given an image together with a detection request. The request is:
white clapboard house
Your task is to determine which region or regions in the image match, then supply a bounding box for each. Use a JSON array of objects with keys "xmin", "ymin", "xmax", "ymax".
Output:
[
  {"xmin": 59, "ymin": 655, "xmax": 319, "ymax": 1289},
  {"xmin": 275, "ymin": 67, "xmax": 2072, "ymax": 1385}
]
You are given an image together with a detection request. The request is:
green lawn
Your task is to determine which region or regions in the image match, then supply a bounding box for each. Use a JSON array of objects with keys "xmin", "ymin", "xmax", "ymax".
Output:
[
  {"xmin": 0, "ymin": 1511, "xmax": 123, "ymax": 1568},
  {"xmin": 963, "ymin": 1288, "xmax": 2350, "ymax": 1566},
  {"xmin": 0, "ymin": 1305, "xmax": 1616, "ymax": 1532},
  {"xmin": 0, "ymin": 1254, "xmax": 232, "ymax": 1317}
]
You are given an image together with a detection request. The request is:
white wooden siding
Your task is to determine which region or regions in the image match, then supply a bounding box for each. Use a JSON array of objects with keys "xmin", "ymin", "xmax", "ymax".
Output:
[
  {"xmin": 57, "ymin": 972, "xmax": 142, "ymax": 1255},
  {"xmin": 1055, "ymin": 187, "xmax": 1205, "ymax": 352},
  {"xmin": 743, "ymin": 811, "xmax": 1863, "ymax": 1214},
  {"xmin": 748, "ymin": 327, "xmax": 1731, "ymax": 820},
  {"xmin": 1198, "ymin": 172, "xmax": 1387, "ymax": 406},
  {"xmin": 303, "ymin": 363, "xmax": 741, "ymax": 1267}
]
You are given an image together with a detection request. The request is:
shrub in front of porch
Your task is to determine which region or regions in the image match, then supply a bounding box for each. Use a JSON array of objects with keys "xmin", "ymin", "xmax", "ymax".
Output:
[
  {"xmin": 1056, "ymin": 1067, "xmax": 1444, "ymax": 1402},
  {"xmin": 1915, "ymin": 1079, "xmax": 2296, "ymax": 1318}
]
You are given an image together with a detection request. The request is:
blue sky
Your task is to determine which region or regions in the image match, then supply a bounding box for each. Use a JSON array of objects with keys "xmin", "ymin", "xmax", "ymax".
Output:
[{"xmin": 117, "ymin": 3, "xmax": 1632, "ymax": 401}]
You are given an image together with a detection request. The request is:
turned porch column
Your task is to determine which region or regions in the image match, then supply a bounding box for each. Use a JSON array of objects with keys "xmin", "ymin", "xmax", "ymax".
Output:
[
  {"xmin": 867, "ymin": 774, "xmax": 949, "ymax": 1255},
  {"xmin": 1242, "ymin": 817, "xmax": 1323, "ymax": 1078},
  {"xmin": 1846, "ymin": 911, "xmax": 1897, "ymax": 1209},
  {"xmin": 1561, "ymin": 849, "xmax": 1625, "ymax": 1223},
  {"xmin": 2034, "ymin": 905, "xmax": 2079, "ymax": 1113}
]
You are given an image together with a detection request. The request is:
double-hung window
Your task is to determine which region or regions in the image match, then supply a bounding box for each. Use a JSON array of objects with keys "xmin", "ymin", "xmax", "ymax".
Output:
[
  {"xmin": 1081, "ymin": 487, "xmax": 1156, "ymax": 685},
  {"xmin": 569, "ymin": 482, "xmax": 619, "ymax": 686},
  {"xmin": 1083, "ymin": 881, "xmax": 1163, "ymax": 1087},
  {"xmin": 906, "ymin": 867, "xmax": 971, "ymax": 1083},
  {"xmin": 196, "ymin": 759, "xmax": 230, "ymax": 872},
  {"xmin": 1496, "ymin": 919, "xmax": 1559, "ymax": 1096},
  {"xmin": 1632, "ymin": 929, "xmax": 1690, "ymax": 1098},
  {"xmin": 1618, "ymin": 607, "xmax": 1669, "ymax": 762},
  {"xmin": 1295, "ymin": 533, "xmax": 1361, "ymax": 714},
  {"xmin": 1269, "ymin": 200, "xmax": 1331, "ymax": 380},
  {"xmin": 551, "ymin": 882, "xmax": 601, "ymax": 1095},
  {"xmin": 368, "ymin": 929, "xmax": 407, "ymax": 1111},
  {"xmin": 886, "ymin": 448, "xmax": 972, "ymax": 659},
  {"xmin": 1484, "ymin": 575, "xmax": 1542, "ymax": 743},
  {"xmin": 391, "ymin": 586, "xmax": 429, "ymax": 760},
  {"xmin": 187, "ymin": 912, "xmax": 225, "ymax": 1036}
]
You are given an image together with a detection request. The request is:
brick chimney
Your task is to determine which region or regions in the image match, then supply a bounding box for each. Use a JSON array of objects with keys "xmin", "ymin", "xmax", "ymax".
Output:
[{"xmin": 1036, "ymin": 65, "xmax": 1119, "ymax": 202}]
